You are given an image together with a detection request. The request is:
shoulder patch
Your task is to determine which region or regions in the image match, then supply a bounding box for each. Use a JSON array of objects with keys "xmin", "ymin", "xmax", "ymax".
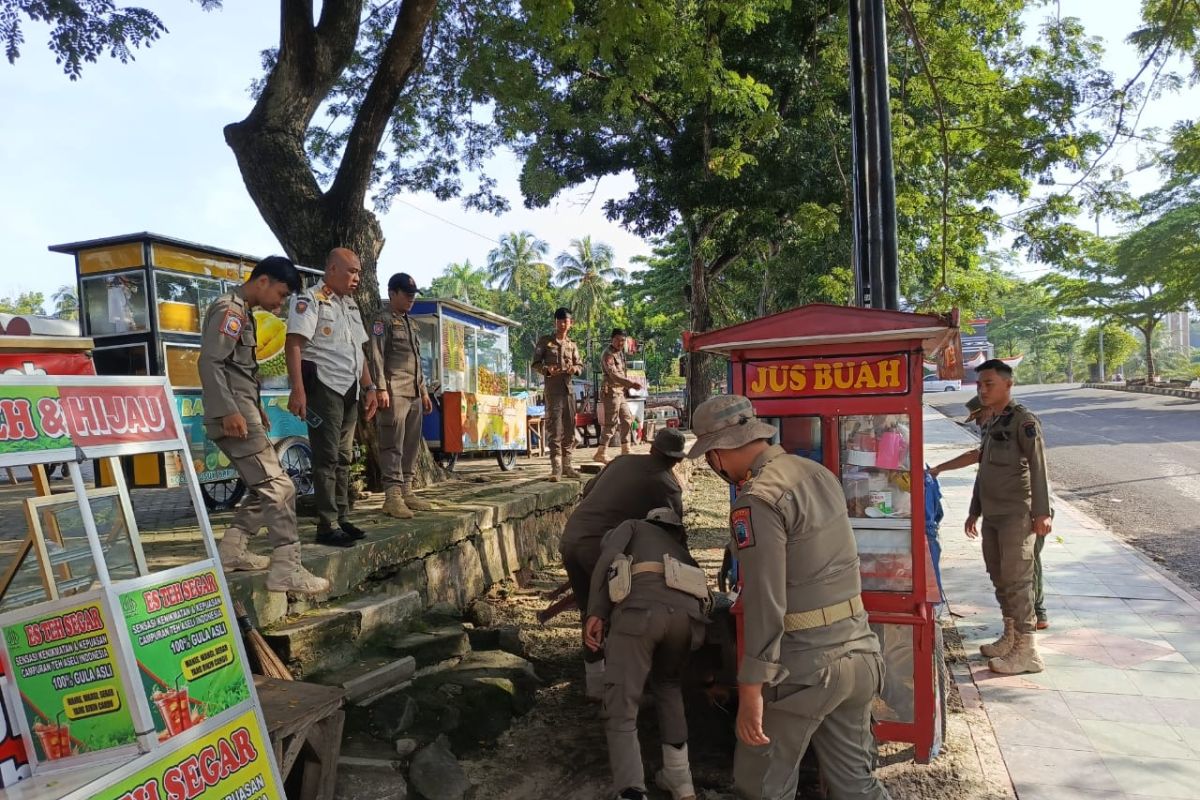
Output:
[
  {"xmin": 731, "ymin": 506, "xmax": 754, "ymax": 550},
  {"xmin": 220, "ymin": 311, "xmax": 244, "ymax": 338},
  {"xmin": 294, "ymin": 299, "xmax": 309, "ymax": 315},
  {"xmin": 1023, "ymin": 420, "xmax": 1038, "ymax": 439},
  {"xmin": 373, "ymin": 320, "xmax": 385, "ymax": 336}
]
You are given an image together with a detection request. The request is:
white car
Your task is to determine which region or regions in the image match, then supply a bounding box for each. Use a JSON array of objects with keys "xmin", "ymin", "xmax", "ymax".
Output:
[{"xmin": 923, "ymin": 374, "xmax": 962, "ymax": 392}]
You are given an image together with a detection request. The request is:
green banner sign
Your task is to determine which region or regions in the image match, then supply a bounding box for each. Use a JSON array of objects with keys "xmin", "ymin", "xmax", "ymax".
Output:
[
  {"xmin": 119, "ymin": 568, "xmax": 250, "ymax": 742},
  {"xmin": 2, "ymin": 598, "xmax": 136, "ymax": 762}
]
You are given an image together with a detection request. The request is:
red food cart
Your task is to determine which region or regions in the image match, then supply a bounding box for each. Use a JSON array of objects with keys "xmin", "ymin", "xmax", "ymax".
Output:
[{"xmin": 685, "ymin": 303, "xmax": 958, "ymax": 763}]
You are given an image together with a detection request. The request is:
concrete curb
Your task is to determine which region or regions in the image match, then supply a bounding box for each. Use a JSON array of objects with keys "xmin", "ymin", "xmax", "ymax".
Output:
[{"xmin": 1080, "ymin": 381, "xmax": 1200, "ymax": 402}]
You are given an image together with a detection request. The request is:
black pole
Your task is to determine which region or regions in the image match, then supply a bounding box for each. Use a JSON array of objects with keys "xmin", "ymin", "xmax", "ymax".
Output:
[
  {"xmin": 848, "ymin": 0, "xmax": 872, "ymax": 308},
  {"xmin": 869, "ymin": 0, "xmax": 901, "ymax": 310}
]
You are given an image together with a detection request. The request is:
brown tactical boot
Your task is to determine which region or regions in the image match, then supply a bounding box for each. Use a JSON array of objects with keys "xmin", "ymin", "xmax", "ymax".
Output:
[
  {"xmin": 980, "ymin": 617, "xmax": 1015, "ymax": 658},
  {"xmin": 217, "ymin": 530, "xmax": 269, "ymax": 572},
  {"xmin": 266, "ymin": 544, "xmax": 331, "ymax": 596},
  {"xmin": 382, "ymin": 486, "xmax": 413, "ymax": 519},
  {"xmin": 402, "ymin": 488, "xmax": 434, "ymax": 511},
  {"xmin": 593, "ymin": 445, "xmax": 609, "ymax": 464},
  {"xmin": 561, "ymin": 455, "xmax": 582, "ymax": 480},
  {"xmin": 988, "ymin": 632, "xmax": 1045, "ymax": 675},
  {"xmin": 548, "ymin": 455, "xmax": 561, "ymax": 482}
]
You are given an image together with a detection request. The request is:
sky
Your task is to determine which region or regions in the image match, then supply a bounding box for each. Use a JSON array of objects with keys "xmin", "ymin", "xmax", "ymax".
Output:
[{"xmin": 0, "ymin": 1, "xmax": 1195, "ymax": 308}]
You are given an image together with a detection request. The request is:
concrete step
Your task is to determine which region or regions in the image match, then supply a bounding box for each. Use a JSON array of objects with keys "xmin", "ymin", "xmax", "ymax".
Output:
[
  {"xmin": 317, "ymin": 654, "xmax": 417, "ymax": 706},
  {"xmin": 382, "ymin": 623, "xmax": 472, "ymax": 668}
]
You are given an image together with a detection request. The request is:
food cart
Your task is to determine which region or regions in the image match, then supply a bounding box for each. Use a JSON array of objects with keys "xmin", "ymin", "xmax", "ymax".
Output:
[
  {"xmin": 685, "ymin": 303, "xmax": 958, "ymax": 763},
  {"xmin": 50, "ymin": 233, "xmax": 323, "ymax": 510},
  {"xmin": 0, "ymin": 375, "xmax": 284, "ymax": 797},
  {"xmin": 409, "ymin": 298, "xmax": 527, "ymax": 471}
]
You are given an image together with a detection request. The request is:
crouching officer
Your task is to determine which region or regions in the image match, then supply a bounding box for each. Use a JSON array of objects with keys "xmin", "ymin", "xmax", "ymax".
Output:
[
  {"xmin": 689, "ymin": 395, "xmax": 890, "ymax": 800},
  {"xmin": 584, "ymin": 508, "xmax": 708, "ymax": 800},
  {"xmin": 370, "ymin": 272, "xmax": 434, "ymax": 519},
  {"xmin": 199, "ymin": 256, "xmax": 330, "ymax": 596}
]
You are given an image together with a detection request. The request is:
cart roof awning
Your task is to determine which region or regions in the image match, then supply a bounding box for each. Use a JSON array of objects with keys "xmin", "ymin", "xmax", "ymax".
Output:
[
  {"xmin": 49, "ymin": 231, "xmax": 262, "ymax": 261},
  {"xmin": 414, "ymin": 297, "xmax": 521, "ymax": 329},
  {"xmin": 684, "ymin": 304, "xmax": 956, "ymax": 355}
]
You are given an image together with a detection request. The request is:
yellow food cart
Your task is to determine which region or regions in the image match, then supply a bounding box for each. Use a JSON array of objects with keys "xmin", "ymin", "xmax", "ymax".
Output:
[{"xmin": 50, "ymin": 233, "xmax": 322, "ymax": 510}]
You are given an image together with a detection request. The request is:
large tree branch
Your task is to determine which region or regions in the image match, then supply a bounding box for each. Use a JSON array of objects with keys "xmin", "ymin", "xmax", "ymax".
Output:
[{"xmin": 327, "ymin": 0, "xmax": 437, "ymax": 218}]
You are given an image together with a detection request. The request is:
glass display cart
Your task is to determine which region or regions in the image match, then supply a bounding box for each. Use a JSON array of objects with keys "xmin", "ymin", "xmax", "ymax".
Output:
[
  {"xmin": 409, "ymin": 298, "xmax": 527, "ymax": 471},
  {"xmin": 51, "ymin": 233, "xmax": 323, "ymax": 510},
  {"xmin": 684, "ymin": 303, "xmax": 959, "ymax": 763}
]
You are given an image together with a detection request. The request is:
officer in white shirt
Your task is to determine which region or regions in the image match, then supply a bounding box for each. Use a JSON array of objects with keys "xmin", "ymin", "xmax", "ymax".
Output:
[{"xmin": 285, "ymin": 247, "xmax": 378, "ymax": 547}]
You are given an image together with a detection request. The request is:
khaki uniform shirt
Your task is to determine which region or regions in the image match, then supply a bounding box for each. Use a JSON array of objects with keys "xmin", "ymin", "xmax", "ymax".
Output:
[
  {"xmin": 732, "ymin": 445, "xmax": 878, "ymax": 686},
  {"xmin": 531, "ymin": 334, "xmax": 582, "ymax": 396},
  {"xmin": 369, "ymin": 309, "xmax": 427, "ymax": 399},
  {"xmin": 561, "ymin": 453, "xmax": 684, "ymax": 552},
  {"xmin": 198, "ymin": 290, "xmax": 261, "ymax": 425},
  {"xmin": 601, "ymin": 345, "xmax": 634, "ymax": 396},
  {"xmin": 970, "ymin": 401, "xmax": 1050, "ymax": 518},
  {"xmin": 286, "ymin": 279, "xmax": 369, "ymax": 394},
  {"xmin": 587, "ymin": 519, "xmax": 708, "ymax": 624}
]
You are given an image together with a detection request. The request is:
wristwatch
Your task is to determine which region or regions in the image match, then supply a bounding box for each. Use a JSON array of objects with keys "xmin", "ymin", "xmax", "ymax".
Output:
[{"xmin": 363, "ymin": 384, "xmax": 377, "ymax": 393}]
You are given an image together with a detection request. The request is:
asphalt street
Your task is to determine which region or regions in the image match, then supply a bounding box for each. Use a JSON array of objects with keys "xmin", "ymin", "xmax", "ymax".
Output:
[{"xmin": 927, "ymin": 384, "xmax": 1200, "ymax": 593}]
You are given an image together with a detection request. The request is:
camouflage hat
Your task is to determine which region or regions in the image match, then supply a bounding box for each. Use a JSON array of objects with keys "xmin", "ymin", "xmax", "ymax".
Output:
[
  {"xmin": 687, "ymin": 395, "xmax": 777, "ymax": 459},
  {"xmin": 651, "ymin": 427, "xmax": 689, "ymax": 459},
  {"xmin": 645, "ymin": 507, "xmax": 683, "ymax": 528}
]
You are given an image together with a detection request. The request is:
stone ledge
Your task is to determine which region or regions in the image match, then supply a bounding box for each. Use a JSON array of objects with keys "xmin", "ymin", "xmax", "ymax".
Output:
[{"xmin": 1081, "ymin": 382, "xmax": 1200, "ymax": 402}]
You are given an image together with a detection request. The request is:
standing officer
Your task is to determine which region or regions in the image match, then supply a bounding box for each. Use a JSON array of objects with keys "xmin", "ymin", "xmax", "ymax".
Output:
[
  {"xmin": 199, "ymin": 256, "xmax": 330, "ymax": 595},
  {"xmin": 593, "ymin": 328, "xmax": 641, "ymax": 464},
  {"xmin": 532, "ymin": 307, "xmax": 583, "ymax": 481},
  {"xmin": 930, "ymin": 395, "xmax": 1050, "ymax": 629},
  {"xmin": 560, "ymin": 427, "xmax": 688, "ymax": 698},
  {"xmin": 584, "ymin": 508, "xmax": 708, "ymax": 800},
  {"xmin": 370, "ymin": 272, "xmax": 434, "ymax": 519},
  {"xmin": 689, "ymin": 395, "xmax": 889, "ymax": 800},
  {"xmin": 966, "ymin": 359, "xmax": 1052, "ymax": 674},
  {"xmin": 285, "ymin": 247, "xmax": 378, "ymax": 548}
]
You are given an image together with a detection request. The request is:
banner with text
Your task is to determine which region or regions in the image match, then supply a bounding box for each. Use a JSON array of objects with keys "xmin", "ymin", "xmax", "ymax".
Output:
[
  {"xmin": 744, "ymin": 354, "xmax": 910, "ymax": 399},
  {"xmin": 0, "ymin": 383, "xmax": 179, "ymax": 455}
]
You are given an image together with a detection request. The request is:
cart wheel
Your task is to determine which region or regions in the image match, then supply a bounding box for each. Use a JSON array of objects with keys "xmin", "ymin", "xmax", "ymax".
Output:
[
  {"xmin": 276, "ymin": 436, "xmax": 315, "ymax": 497},
  {"xmin": 435, "ymin": 451, "xmax": 459, "ymax": 472},
  {"xmin": 495, "ymin": 450, "xmax": 517, "ymax": 471},
  {"xmin": 201, "ymin": 478, "xmax": 246, "ymax": 511}
]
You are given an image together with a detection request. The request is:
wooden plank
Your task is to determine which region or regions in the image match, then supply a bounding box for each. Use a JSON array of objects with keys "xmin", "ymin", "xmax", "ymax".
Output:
[{"xmin": 253, "ymin": 676, "xmax": 345, "ymax": 738}]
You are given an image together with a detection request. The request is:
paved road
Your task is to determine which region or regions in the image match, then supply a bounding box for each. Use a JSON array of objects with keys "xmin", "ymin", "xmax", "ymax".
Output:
[{"xmin": 927, "ymin": 384, "xmax": 1200, "ymax": 592}]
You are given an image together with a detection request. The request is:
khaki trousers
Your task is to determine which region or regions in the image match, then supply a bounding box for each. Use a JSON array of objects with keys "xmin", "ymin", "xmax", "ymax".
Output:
[
  {"xmin": 603, "ymin": 603, "xmax": 697, "ymax": 794},
  {"xmin": 379, "ymin": 394, "xmax": 423, "ymax": 490},
  {"xmin": 561, "ymin": 538, "xmax": 605, "ymax": 664},
  {"xmin": 544, "ymin": 391, "xmax": 576, "ymax": 464},
  {"xmin": 600, "ymin": 390, "xmax": 632, "ymax": 446},
  {"xmin": 210, "ymin": 426, "xmax": 298, "ymax": 549},
  {"xmin": 981, "ymin": 515, "xmax": 1036, "ymax": 635},
  {"xmin": 733, "ymin": 651, "xmax": 890, "ymax": 800}
]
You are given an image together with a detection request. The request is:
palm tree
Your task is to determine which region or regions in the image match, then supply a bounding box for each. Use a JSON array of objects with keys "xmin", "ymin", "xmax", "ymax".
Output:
[
  {"xmin": 51, "ymin": 285, "xmax": 78, "ymax": 320},
  {"xmin": 487, "ymin": 232, "xmax": 550, "ymax": 294},
  {"xmin": 554, "ymin": 237, "xmax": 625, "ymax": 348},
  {"xmin": 434, "ymin": 260, "xmax": 488, "ymax": 304}
]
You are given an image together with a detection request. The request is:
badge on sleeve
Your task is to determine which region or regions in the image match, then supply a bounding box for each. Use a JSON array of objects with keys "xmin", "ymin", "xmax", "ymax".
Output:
[
  {"xmin": 220, "ymin": 311, "xmax": 244, "ymax": 338},
  {"xmin": 731, "ymin": 506, "xmax": 755, "ymax": 550},
  {"xmin": 373, "ymin": 321, "xmax": 385, "ymax": 336},
  {"xmin": 1023, "ymin": 420, "xmax": 1038, "ymax": 439},
  {"xmin": 294, "ymin": 299, "xmax": 309, "ymax": 315}
]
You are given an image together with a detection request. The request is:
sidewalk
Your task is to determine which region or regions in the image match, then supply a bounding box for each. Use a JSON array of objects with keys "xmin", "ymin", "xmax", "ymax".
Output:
[{"xmin": 927, "ymin": 408, "xmax": 1200, "ymax": 800}]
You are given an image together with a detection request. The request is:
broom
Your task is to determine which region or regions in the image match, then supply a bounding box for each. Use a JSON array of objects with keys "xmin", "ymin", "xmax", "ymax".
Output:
[{"xmin": 234, "ymin": 600, "xmax": 293, "ymax": 681}]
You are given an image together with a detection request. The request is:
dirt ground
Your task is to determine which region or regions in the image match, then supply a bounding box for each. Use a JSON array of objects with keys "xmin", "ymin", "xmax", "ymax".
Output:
[{"xmin": 460, "ymin": 467, "xmax": 1009, "ymax": 800}]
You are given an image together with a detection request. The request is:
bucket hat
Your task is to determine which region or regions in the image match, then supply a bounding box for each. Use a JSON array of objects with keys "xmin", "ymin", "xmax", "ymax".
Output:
[{"xmin": 687, "ymin": 395, "xmax": 777, "ymax": 459}]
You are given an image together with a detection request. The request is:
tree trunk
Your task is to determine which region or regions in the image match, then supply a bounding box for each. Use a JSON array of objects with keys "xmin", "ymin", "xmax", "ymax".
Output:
[
  {"xmin": 1142, "ymin": 321, "xmax": 1157, "ymax": 380},
  {"xmin": 686, "ymin": 248, "xmax": 714, "ymax": 422}
]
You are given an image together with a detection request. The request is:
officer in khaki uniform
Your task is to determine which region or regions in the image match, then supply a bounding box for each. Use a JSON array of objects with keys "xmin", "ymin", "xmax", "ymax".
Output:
[
  {"xmin": 560, "ymin": 427, "xmax": 688, "ymax": 698},
  {"xmin": 689, "ymin": 395, "xmax": 889, "ymax": 800},
  {"xmin": 584, "ymin": 508, "xmax": 707, "ymax": 800},
  {"xmin": 285, "ymin": 247, "xmax": 379, "ymax": 548},
  {"xmin": 531, "ymin": 307, "xmax": 583, "ymax": 481},
  {"xmin": 593, "ymin": 328, "xmax": 640, "ymax": 464},
  {"xmin": 966, "ymin": 359, "xmax": 1052, "ymax": 675},
  {"xmin": 199, "ymin": 256, "xmax": 330, "ymax": 595},
  {"xmin": 369, "ymin": 272, "xmax": 434, "ymax": 519}
]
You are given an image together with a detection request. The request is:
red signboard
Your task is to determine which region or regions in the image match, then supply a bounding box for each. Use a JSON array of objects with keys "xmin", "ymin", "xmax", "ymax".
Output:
[
  {"xmin": 744, "ymin": 354, "xmax": 909, "ymax": 398},
  {"xmin": 0, "ymin": 384, "xmax": 179, "ymax": 454},
  {"xmin": 0, "ymin": 352, "xmax": 94, "ymax": 377}
]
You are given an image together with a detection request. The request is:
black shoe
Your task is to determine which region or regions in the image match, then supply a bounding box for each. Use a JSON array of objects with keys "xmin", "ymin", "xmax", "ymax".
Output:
[
  {"xmin": 315, "ymin": 526, "xmax": 356, "ymax": 547},
  {"xmin": 617, "ymin": 790, "xmax": 646, "ymax": 800},
  {"xmin": 338, "ymin": 519, "xmax": 366, "ymax": 540}
]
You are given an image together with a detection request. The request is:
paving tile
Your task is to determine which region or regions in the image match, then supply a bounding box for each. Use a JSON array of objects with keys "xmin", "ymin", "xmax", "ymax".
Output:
[
  {"xmin": 1126, "ymin": 600, "xmax": 1200, "ymax": 617},
  {"xmin": 1065, "ymin": 597, "xmax": 1137, "ymax": 613},
  {"xmin": 971, "ymin": 663, "xmax": 1058, "ymax": 691},
  {"xmin": 1125, "ymin": 658, "xmax": 1198, "ymax": 674},
  {"xmin": 1161, "ymin": 633, "xmax": 1200, "ymax": 653},
  {"xmin": 1061, "ymin": 691, "xmax": 1168, "ymax": 725},
  {"xmin": 1079, "ymin": 720, "xmax": 1195, "ymax": 759},
  {"xmin": 1101, "ymin": 753, "xmax": 1200, "ymax": 798},
  {"xmin": 1002, "ymin": 744, "xmax": 1122, "ymax": 792},
  {"xmin": 1012, "ymin": 783, "xmax": 1127, "ymax": 800},
  {"xmin": 1146, "ymin": 617, "xmax": 1198, "ymax": 635},
  {"xmin": 993, "ymin": 712, "xmax": 1094, "ymax": 751},
  {"xmin": 1173, "ymin": 726, "xmax": 1200, "ymax": 757},
  {"xmin": 1050, "ymin": 666, "xmax": 1142, "ymax": 695},
  {"xmin": 1127, "ymin": 671, "xmax": 1200, "ymax": 700},
  {"xmin": 1148, "ymin": 697, "xmax": 1200, "ymax": 728}
]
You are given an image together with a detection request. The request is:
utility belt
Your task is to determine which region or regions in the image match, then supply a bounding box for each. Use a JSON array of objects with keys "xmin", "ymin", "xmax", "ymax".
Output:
[
  {"xmin": 607, "ymin": 554, "xmax": 709, "ymax": 604},
  {"xmin": 783, "ymin": 595, "xmax": 864, "ymax": 632}
]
